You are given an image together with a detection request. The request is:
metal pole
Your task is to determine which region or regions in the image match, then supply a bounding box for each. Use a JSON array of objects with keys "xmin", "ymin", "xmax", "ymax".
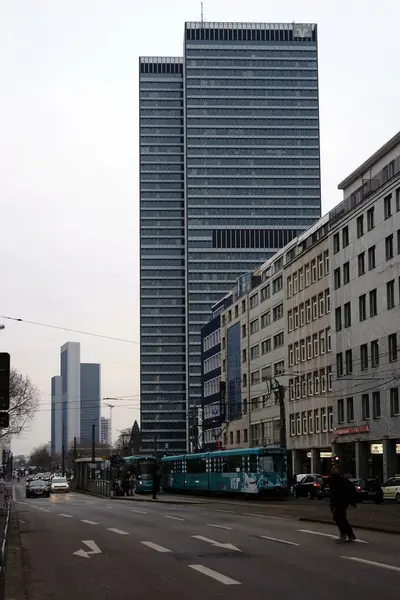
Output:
[
  {"xmin": 73, "ymin": 437, "xmax": 77, "ymax": 480},
  {"xmin": 278, "ymin": 383, "xmax": 286, "ymax": 450},
  {"xmin": 154, "ymin": 434, "xmax": 157, "ymax": 457},
  {"xmin": 92, "ymin": 424, "xmax": 96, "ymax": 463}
]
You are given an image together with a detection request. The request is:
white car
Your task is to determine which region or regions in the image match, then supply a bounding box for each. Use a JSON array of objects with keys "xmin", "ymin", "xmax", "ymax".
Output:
[
  {"xmin": 50, "ymin": 477, "xmax": 70, "ymax": 493},
  {"xmin": 382, "ymin": 476, "xmax": 400, "ymax": 502}
]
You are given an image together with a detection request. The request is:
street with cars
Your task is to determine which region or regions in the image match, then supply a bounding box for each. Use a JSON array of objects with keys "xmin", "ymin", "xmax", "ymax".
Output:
[{"xmin": 11, "ymin": 480, "xmax": 400, "ymax": 599}]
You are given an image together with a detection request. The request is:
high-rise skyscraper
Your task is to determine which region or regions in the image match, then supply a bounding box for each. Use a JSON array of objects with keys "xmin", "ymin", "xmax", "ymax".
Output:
[
  {"xmin": 51, "ymin": 375, "xmax": 63, "ymax": 454},
  {"xmin": 100, "ymin": 416, "xmax": 111, "ymax": 446},
  {"xmin": 60, "ymin": 342, "xmax": 81, "ymax": 449},
  {"xmin": 80, "ymin": 363, "xmax": 101, "ymax": 445},
  {"xmin": 140, "ymin": 21, "xmax": 321, "ymax": 453}
]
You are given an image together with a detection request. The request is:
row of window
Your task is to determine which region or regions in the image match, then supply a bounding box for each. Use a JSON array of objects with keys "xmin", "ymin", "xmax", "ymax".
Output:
[
  {"xmin": 288, "ymin": 328, "xmax": 332, "ymax": 366},
  {"xmin": 204, "ymin": 375, "xmax": 220, "ymax": 398},
  {"xmin": 203, "ymin": 401, "xmax": 221, "ymax": 420},
  {"xmin": 288, "ymin": 367, "xmax": 333, "ymax": 400},
  {"xmin": 289, "ymin": 407, "xmax": 334, "ymax": 436},
  {"xmin": 287, "ymin": 250, "xmax": 329, "ymax": 298},
  {"xmin": 337, "ymin": 389, "xmax": 400, "ymax": 424},
  {"xmin": 249, "ymin": 276, "xmax": 282, "ymax": 309},
  {"xmin": 204, "ymin": 352, "xmax": 221, "ymax": 374},
  {"xmin": 246, "ymin": 330, "xmax": 284, "ymax": 362},
  {"xmin": 243, "ymin": 360, "xmax": 285, "ymax": 387},
  {"xmin": 337, "ymin": 334, "xmax": 398, "ymax": 377},
  {"xmin": 288, "ymin": 288, "xmax": 330, "ymax": 331},
  {"xmin": 203, "ymin": 427, "xmax": 222, "ymax": 444}
]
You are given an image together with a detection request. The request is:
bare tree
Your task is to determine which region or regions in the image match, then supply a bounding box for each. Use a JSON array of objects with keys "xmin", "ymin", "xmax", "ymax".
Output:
[
  {"xmin": 0, "ymin": 368, "xmax": 40, "ymax": 442},
  {"xmin": 29, "ymin": 444, "xmax": 50, "ymax": 469}
]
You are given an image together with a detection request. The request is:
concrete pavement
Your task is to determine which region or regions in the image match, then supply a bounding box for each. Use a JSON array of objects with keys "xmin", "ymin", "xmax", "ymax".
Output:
[{"xmin": 13, "ymin": 483, "xmax": 400, "ymax": 599}]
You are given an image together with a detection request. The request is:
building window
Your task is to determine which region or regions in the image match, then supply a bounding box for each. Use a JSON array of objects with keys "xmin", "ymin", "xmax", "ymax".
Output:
[
  {"xmin": 300, "ymin": 303, "xmax": 305, "ymax": 326},
  {"xmin": 397, "ymin": 187, "xmax": 400, "ymax": 212},
  {"xmin": 274, "ymin": 361, "xmax": 284, "ymax": 376},
  {"xmin": 344, "ymin": 302, "xmax": 351, "ymax": 328},
  {"xmin": 359, "ymin": 294, "xmax": 366, "ymax": 321},
  {"xmin": 272, "ymin": 275, "xmax": 283, "ymax": 294},
  {"xmin": 386, "ymin": 235, "xmax": 394, "ymax": 261},
  {"xmin": 367, "ymin": 206, "xmax": 374, "ymax": 231},
  {"xmin": 273, "ymin": 332, "xmax": 284, "ymax": 349},
  {"xmin": 261, "ymin": 311, "xmax": 271, "ymax": 329},
  {"xmin": 306, "ymin": 336, "xmax": 312, "ymax": 360},
  {"xmin": 261, "ymin": 338, "xmax": 271, "ymax": 355},
  {"xmin": 362, "ymin": 394, "xmax": 370, "ymax": 420},
  {"xmin": 242, "ymin": 349, "xmax": 247, "ymax": 363},
  {"xmin": 324, "ymin": 250, "xmax": 329, "ymax": 275},
  {"xmin": 358, "ymin": 252, "xmax": 365, "ymax": 276},
  {"xmin": 343, "ymin": 261, "xmax": 350, "ymax": 284},
  {"xmin": 369, "ymin": 289, "xmax": 377, "ymax": 317},
  {"xmin": 389, "ymin": 333, "xmax": 398, "ymax": 362},
  {"xmin": 325, "ymin": 289, "xmax": 331, "ymax": 313},
  {"xmin": 250, "ymin": 370, "xmax": 260, "ymax": 385},
  {"xmin": 290, "ymin": 415, "xmax": 295, "ymax": 436},
  {"xmin": 360, "ymin": 344, "xmax": 368, "ymax": 371},
  {"xmin": 250, "ymin": 344, "xmax": 259, "ymax": 360},
  {"xmin": 299, "ymin": 268, "xmax": 304, "ymax": 290},
  {"xmin": 336, "ymin": 352, "xmax": 343, "ymax": 378},
  {"xmin": 235, "ymin": 305, "xmax": 239, "ymax": 318},
  {"xmin": 305, "ymin": 263, "xmax": 310, "ymax": 286},
  {"xmin": 302, "ymin": 411, "xmax": 308, "ymax": 434},
  {"xmin": 368, "ymin": 246, "xmax": 376, "ymax": 270},
  {"xmin": 390, "ymin": 388, "xmax": 399, "ymax": 416},
  {"xmin": 305, "ymin": 300, "xmax": 311, "ymax": 323},
  {"xmin": 337, "ymin": 399, "xmax": 344, "ymax": 424},
  {"xmin": 261, "ymin": 284, "xmax": 270, "ymax": 302},
  {"xmin": 244, "ymin": 429, "xmax": 248, "ymax": 443},
  {"xmin": 387, "ymin": 280, "xmax": 395, "ymax": 309},
  {"xmin": 288, "ymin": 310, "xmax": 293, "ymax": 332},
  {"xmin": 293, "ymin": 272, "xmax": 298, "ymax": 294},
  {"xmin": 294, "ymin": 307, "xmax": 299, "ymax": 329},
  {"xmin": 321, "ymin": 408, "xmax": 328, "ymax": 432},
  {"xmin": 308, "ymin": 410, "xmax": 313, "ymax": 433},
  {"xmin": 236, "ymin": 430, "xmax": 241, "ymax": 444},
  {"xmin": 342, "ymin": 225, "xmax": 349, "ymax": 248},
  {"xmin": 384, "ymin": 194, "xmax": 392, "ymax": 220},
  {"xmin": 229, "ymin": 431, "xmax": 233, "ymax": 445},
  {"xmin": 261, "ymin": 365, "xmax": 271, "ymax": 382},
  {"xmin": 319, "ymin": 330, "xmax": 325, "ymax": 354},
  {"xmin": 250, "ymin": 319, "xmax": 259, "ymax": 335},
  {"xmin": 371, "ymin": 340, "xmax": 379, "ymax": 367},
  {"xmin": 372, "ymin": 391, "xmax": 381, "ymax": 419},
  {"xmin": 311, "ymin": 259, "xmax": 317, "ymax": 282},
  {"xmin": 318, "ymin": 293, "xmax": 325, "ymax": 316},
  {"xmin": 250, "ymin": 293, "xmax": 259, "ymax": 309},
  {"xmin": 333, "ymin": 233, "xmax": 340, "ymax": 254},
  {"xmin": 335, "ymin": 307, "xmax": 342, "ymax": 331},
  {"xmin": 243, "ymin": 373, "xmax": 247, "ymax": 387},
  {"xmin": 326, "ymin": 327, "xmax": 331, "ymax": 352},
  {"xmin": 317, "ymin": 254, "xmax": 323, "ymax": 279},
  {"xmin": 300, "ymin": 339, "xmax": 306, "ymax": 362},
  {"xmin": 345, "ymin": 349, "xmax": 353, "ymax": 375},
  {"xmin": 327, "ymin": 366, "xmax": 332, "ymax": 390},
  {"xmin": 347, "ymin": 397, "xmax": 354, "ymax": 422},
  {"xmin": 242, "ymin": 299, "xmax": 246, "ymax": 313},
  {"xmin": 242, "ymin": 324, "xmax": 246, "ymax": 338},
  {"xmin": 272, "ymin": 304, "xmax": 283, "ymax": 322},
  {"xmin": 312, "ymin": 296, "xmax": 318, "ymax": 320},
  {"xmin": 288, "ymin": 344, "xmax": 294, "ymax": 366},
  {"xmin": 398, "ymin": 230, "xmax": 400, "ymax": 254},
  {"xmin": 314, "ymin": 409, "xmax": 320, "ymax": 433},
  {"xmin": 313, "ymin": 333, "xmax": 319, "ymax": 357},
  {"xmin": 328, "ymin": 406, "xmax": 333, "ymax": 431},
  {"xmin": 356, "ymin": 214, "xmax": 364, "ymax": 238},
  {"xmin": 334, "ymin": 267, "xmax": 341, "ymax": 290}
]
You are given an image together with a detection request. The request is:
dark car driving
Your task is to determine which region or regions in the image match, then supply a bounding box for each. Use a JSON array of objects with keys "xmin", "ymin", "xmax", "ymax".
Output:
[
  {"xmin": 293, "ymin": 474, "xmax": 327, "ymax": 499},
  {"xmin": 349, "ymin": 478, "xmax": 383, "ymax": 503},
  {"xmin": 26, "ymin": 479, "xmax": 50, "ymax": 498}
]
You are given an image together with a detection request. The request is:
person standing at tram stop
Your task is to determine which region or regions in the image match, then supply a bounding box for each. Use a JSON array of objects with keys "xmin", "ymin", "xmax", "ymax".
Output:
[
  {"xmin": 152, "ymin": 464, "xmax": 161, "ymax": 500},
  {"xmin": 330, "ymin": 461, "xmax": 358, "ymax": 543}
]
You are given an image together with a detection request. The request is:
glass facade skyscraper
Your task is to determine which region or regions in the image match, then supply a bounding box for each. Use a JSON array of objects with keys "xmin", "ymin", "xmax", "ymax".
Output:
[
  {"xmin": 140, "ymin": 22, "xmax": 321, "ymax": 454},
  {"xmin": 80, "ymin": 363, "xmax": 101, "ymax": 445}
]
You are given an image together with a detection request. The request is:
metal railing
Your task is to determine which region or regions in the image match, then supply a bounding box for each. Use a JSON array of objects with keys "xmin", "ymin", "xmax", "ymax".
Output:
[{"xmin": 0, "ymin": 491, "xmax": 11, "ymax": 600}]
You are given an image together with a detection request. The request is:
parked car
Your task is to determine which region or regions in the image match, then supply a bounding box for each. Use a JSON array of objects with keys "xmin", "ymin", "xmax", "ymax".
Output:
[
  {"xmin": 293, "ymin": 474, "xmax": 326, "ymax": 499},
  {"xmin": 26, "ymin": 479, "xmax": 50, "ymax": 498},
  {"xmin": 382, "ymin": 476, "xmax": 400, "ymax": 502},
  {"xmin": 290, "ymin": 474, "xmax": 309, "ymax": 495},
  {"xmin": 349, "ymin": 478, "xmax": 383, "ymax": 503}
]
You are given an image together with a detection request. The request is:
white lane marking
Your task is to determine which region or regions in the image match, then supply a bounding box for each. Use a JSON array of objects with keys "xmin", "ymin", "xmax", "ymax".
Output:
[
  {"xmin": 108, "ymin": 528, "xmax": 129, "ymax": 535},
  {"xmin": 58, "ymin": 513, "xmax": 73, "ymax": 518},
  {"xmin": 189, "ymin": 564, "xmax": 241, "ymax": 585},
  {"xmin": 164, "ymin": 515, "xmax": 185, "ymax": 521},
  {"xmin": 41, "ymin": 509, "xmax": 50, "ymax": 513},
  {"xmin": 106, "ymin": 505, "xmax": 113, "ymax": 508},
  {"xmin": 81, "ymin": 520, "xmax": 98, "ymax": 525},
  {"xmin": 192, "ymin": 535, "xmax": 241, "ymax": 552},
  {"xmin": 141, "ymin": 541, "xmax": 172, "ymax": 553},
  {"xmin": 12, "ymin": 485, "xmax": 16, "ymax": 501},
  {"xmin": 214, "ymin": 509, "xmax": 235, "ymax": 514},
  {"xmin": 243, "ymin": 513, "xmax": 289, "ymax": 520},
  {"xmin": 298, "ymin": 529, "xmax": 367, "ymax": 544},
  {"xmin": 206, "ymin": 524, "xmax": 232, "ymax": 530},
  {"xmin": 341, "ymin": 556, "xmax": 400, "ymax": 572},
  {"xmin": 131, "ymin": 510, "xmax": 148, "ymax": 514},
  {"xmin": 261, "ymin": 535, "xmax": 299, "ymax": 547}
]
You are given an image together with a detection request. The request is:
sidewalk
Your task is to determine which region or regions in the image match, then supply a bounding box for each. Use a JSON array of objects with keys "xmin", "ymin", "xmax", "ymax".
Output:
[
  {"xmin": 5, "ymin": 507, "xmax": 26, "ymax": 599},
  {"xmin": 112, "ymin": 493, "xmax": 205, "ymax": 505}
]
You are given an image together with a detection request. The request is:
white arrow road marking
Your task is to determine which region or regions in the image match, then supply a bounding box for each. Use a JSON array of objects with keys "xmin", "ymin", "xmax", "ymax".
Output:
[
  {"xmin": 189, "ymin": 565, "xmax": 241, "ymax": 585},
  {"xmin": 192, "ymin": 535, "xmax": 241, "ymax": 552},
  {"xmin": 298, "ymin": 529, "xmax": 367, "ymax": 544},
  {"xmin": 341, "ymin": 556, "xmax": 400, "ymax": 572},
  {"xmin": 73, "ymin": 540, "xmax": 102, "ymax": 559},
  {"xmin": 261, "ymin": 535, "xmax": 299, "ymax": 546}
]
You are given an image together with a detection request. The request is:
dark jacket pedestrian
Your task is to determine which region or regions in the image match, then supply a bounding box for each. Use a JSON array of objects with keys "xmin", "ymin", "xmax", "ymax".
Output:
[
  {"xmin": 152, "ymin": 468, "xmax": 160, "ymax": 500},
  {"xmin": 330, "ymin": 466, "xmax": 357, "ymax": 542}
]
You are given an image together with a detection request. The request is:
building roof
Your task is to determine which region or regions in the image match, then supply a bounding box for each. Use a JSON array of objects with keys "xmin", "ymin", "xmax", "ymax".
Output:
[{"xmin": 338, "ymin": 131, "xmax": 400, "ymax": 190}]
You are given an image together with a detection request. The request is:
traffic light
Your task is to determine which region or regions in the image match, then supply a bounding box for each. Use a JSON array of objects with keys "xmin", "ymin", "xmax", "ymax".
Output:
[{"xmin": 0, "ymin": 353, "xmax": 10, "ymax": 418}]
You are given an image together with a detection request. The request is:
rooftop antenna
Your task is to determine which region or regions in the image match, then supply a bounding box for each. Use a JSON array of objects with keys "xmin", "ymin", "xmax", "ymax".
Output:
[{"xmin": 201, "ymin": 2, "xmax": 204, "ymax": 23}]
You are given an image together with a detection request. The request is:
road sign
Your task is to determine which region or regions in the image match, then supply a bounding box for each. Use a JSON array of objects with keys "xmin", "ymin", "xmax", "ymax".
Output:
[{"xmin": 0, "ymin": 353, "xmax": 10, "ymax": 411}]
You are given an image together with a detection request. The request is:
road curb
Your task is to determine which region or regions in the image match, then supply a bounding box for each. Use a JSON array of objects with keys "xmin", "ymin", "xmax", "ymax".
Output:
[
  {"xmin": 111, "ymin": 496, "xmax": 204, "ymax": 506},
  {"xmin": 298, "ymin": 516, "xmax": 400, "ymax": 535},
  {"xmin": 5, "ymin": 506, "xmax": 28, "ymax": 599}
]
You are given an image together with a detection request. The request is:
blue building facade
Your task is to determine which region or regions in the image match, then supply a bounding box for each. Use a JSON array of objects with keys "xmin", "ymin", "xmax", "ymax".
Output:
[{"xmin": 80, "ymin": 363, "xmax": 101, "ymax": 445}]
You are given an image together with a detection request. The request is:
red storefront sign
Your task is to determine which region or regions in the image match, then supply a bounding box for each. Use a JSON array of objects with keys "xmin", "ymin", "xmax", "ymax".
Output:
[{"xmin": 334, "ymin": 425, "xmax": 369, "ymax": 436}]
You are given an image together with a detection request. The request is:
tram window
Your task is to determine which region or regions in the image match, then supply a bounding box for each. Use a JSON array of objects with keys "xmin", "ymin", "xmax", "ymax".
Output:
[
  {"xmin": 224, "ymin": 456, "xmax": 242, "ymax": 472},
  {"xmin": 163, "ymin": 462, "xmax": 173, "ymax": 474},
  {"xmin": 249, "ymin": 455, "xmax": 258, "ymax": 472},
  {"xmin": 186, "ymin": 458, "xmax": 207, "ymax": 474}
]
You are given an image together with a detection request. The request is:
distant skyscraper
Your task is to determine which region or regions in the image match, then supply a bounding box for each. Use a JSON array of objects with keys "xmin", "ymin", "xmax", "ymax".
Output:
[
  {"xmin": 80, "ymin": 363, "xmax": 101, "ymax": 445},
  {"xmin": 60, "ymin": 342, "xmax": 81, "ymax": 449},
  {"xmin": 51, "ymin": 375, "xmax": 63, "ymax": 454},
  {"xmin": 139, "ymin": 21, "xmax": 321, "ymax": 453},
  {"xmin": 100, "ymin": 416, "xmax": 111, "ymax": 446}
]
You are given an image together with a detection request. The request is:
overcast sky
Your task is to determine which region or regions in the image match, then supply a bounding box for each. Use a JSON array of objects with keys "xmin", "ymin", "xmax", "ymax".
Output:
[{"xmin": 0, "ymin": 0, "xmax": 398, "ymax": 455}]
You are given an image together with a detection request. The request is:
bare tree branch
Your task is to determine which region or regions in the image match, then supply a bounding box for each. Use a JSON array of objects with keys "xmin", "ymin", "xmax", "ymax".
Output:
[{"xmin": 0, "ymin": 368, "xmax": 40, "ymax": 443}]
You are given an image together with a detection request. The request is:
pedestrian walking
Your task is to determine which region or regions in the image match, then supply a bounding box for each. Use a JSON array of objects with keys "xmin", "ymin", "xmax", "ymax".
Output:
[
  {"xmin": 330, "ymin": 462, "xmax": 357, "ymax": 543},
  {"xmin": 152, "ymin": 466, "xmax": 160, "ymax": 500}
]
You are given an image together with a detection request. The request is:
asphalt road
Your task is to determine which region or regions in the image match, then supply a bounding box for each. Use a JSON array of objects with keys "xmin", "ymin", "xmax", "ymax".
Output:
[{"xmin": 14, "ymin": 483, "xmax": 400, "ymax": 600}]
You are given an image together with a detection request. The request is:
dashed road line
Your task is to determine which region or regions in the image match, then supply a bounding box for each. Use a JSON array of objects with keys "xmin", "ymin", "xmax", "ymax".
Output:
[
  {"xmin": 106, "ymin": 505, "xmax": 113, "ymax": 508},
  {"xmin": 298, "ymin": 529, "xmax": 367, "ymax": 544},
  {"xmin": 141, "ymin": 541, "xmax": 172, "ymax": 553},
  {"xmin": 261, "ymin": 535, "xmax": 299, "ymax": 546},
  {"xmin": 341, "ymin": 556, "xmax": 400, "ymax": 572},
  {"xmin": 214, "ymin": 509, "xmax": 235, "ymax": 514},
  {"xmin": 131, "ymin": 509, "xmax": 148, "ymax": 514},
  {"xmin": 59, "ymin": 514, "xmax": 73, "ymax": 518},
  {"xmin": 243, "ymin": 513, "xmax": 289, "ymax": 521},
  {"xmin": 81, "ymin": 520, "xmax": 98, "ymax": 525},
  {"xmin": 108, "ymin": 528, "xmax": 129, "ymax": 535},
  {"xmin": 189, "ymin": 564, "xmax": 241, "ymax": 585},
  {"xmin": 164, "ymin": 515, "xmax": 185, "ymax": 521},
  {"xmin": 206, "ymin": 524, "xmax": 232, "ymax": 530}
]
